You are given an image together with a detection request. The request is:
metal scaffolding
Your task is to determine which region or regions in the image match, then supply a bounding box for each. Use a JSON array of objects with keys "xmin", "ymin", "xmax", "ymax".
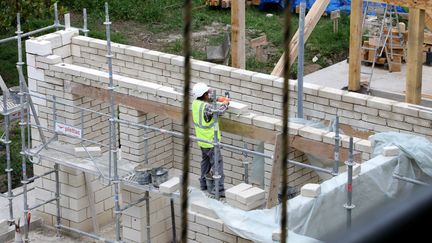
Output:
[{"xmin": 0, "ymin": 2, "xmax": 362, "ymax": 243}]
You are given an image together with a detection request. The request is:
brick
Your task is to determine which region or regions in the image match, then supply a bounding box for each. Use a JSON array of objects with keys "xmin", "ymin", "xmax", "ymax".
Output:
[
  {"xmin": 382, "ymin": 145, "xmax": 399, "ymax": 157},
  {"xmin": 208, "ymin": 228, "xmax": 237, "ymax": 243},
  {"xmin": 195, "ymin": 214, "xmax": 223, "ymax": 231},
  {"xmin": 318, "ymin": 87, "xmax": 347, "ymax": 100},
  {"xmin": 392, "ymin": 103, "xmax": 419, "ymax": 117},
  {"xmin": 211, "ymin": 65, "xmax": 234, "ymax": 76},
  {"xmin": 42, "ymin": 33, "xmax": 63, "ymax": 48},
  {"xmin": 125, "ymin": 46, "xmax": 145, "ymax": 57},
  {"xmin": 27, "ymin": 53, "xmax": 36, "ymax": 67},
  {"xmin": 236, "ymin": 187, "xmax": 265, "ymax": 204},
  {"xmin": 225, "ymin": 183, "xmax": 252, "ymax": 200},
  {"xmin": 367, "ymin": 97, "xmax": 396, "ymax": 111},
  {"xmin": 342, "ymin": 92, "xmax": 369, "ymax": 105},
  {"xmin": 300, "ymin": 183, "xmax": 321, "ymax": 198},
  {"xmin": 74, "ymin": 146, "xmax": 102, "ymax": 158},
  {"xmin": 26, "ymin": 38, "xmax": 52, "ymax": 55},
  {"xmin": 71, "ymin": 35, "xmax": 91, "ymax": 46},
  {"xmin": 298, "ymin": 126, "xmax": 325, "ymax": 141},
  {"xmin": 196, "ymin": 233, "xmax": 223, "ymax": 243},
  {"xmin": 231, "ymin": 69, "xmax": 255, "ymax": 81},
  {"xmin": 419, "ymin": 109, "xmax": 432, "ymax": 120},
  {"xmin": 27, "ymin": 66, "xmax": 45, "ymax": 81},
  {"xmin": 252, "ymin": 115, "xmax": 279, "ymax": 130},
  {"xmin": 251, "ymin": 73, "xmax": 275, "ymax": 86},
  {"xmin": 387, "ymin": 119, "xmax": 413, "ymax": 131},
  {"xmin": 287, "ymin": 122, "xmax": 304, "ymax": 135},
  {"xmin": 57, "ymin": 28, "xmax": 79, "ymax": 45},
  {"xmin": 71, "ymin": 45, "xmax": 81, "ymax": 57},
  {"xmin": 190, "ymin": 200, "xmax": 218, "ymax": 219},
  {"xmin": 355, "ymin": 139, "xmax": 372, "ymax": 153},
  {"xmin": 226, "ymin": 198, "xmax": 265, "ymax": 211},
  {"xmin": 159, "ymin": 177, "xmax": 180, "ymax": 193}
]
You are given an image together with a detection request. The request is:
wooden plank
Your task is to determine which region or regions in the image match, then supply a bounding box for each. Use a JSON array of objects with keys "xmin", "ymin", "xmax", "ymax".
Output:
[
  {"xmin": 368, "ymin": 0, "xmax": 431, "ymax": 10},
  {"xmin": 231, "ymin": 0, "xmax": 246, "ymax": 69},
  {"xmin": 406, "ymin": 9, "xmax": 425, "ymax": 105},
  {"xmin": 290, "ymin": 136, "xmax": 362, "ymax": 162},
  {"xmin": 266, "ymin": 133, "xmax": 282, "ymax": 209},
  {"xmin": 348, "ymin": 0, "xmax": 363, "ymax": 91},
  {"xmin": 271, "ymin": 0, "xmax": 330, "ymax": 76},
  {"xmin": 426, "ymin": 10, "xmax": 432, "ymax": 31}
]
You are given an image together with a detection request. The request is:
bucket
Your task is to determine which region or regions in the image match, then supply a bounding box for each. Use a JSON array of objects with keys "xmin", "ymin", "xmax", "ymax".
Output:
[{"xmin": 205, "ymin": 173, "xmax": 214, "ymax": 193}]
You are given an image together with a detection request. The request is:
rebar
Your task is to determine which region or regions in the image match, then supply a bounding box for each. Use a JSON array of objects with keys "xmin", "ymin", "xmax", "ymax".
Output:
[
  {"xmin": 181, "ymin": 0, "xmax": 193, "ymax": 241},
  {"xmin": 281, "ymin": 0, "xmax": 292, "ymax": 242},
  {"xmin": 212, "ymin": 90, "xmax": 221, "ymax": 200},
  {"xmin": 104, "ymin": 2, "xmax": 121, "ymax": 241},
  {"xmin": 344, "ymin": 137, "xmax": 355, "ymax": 230},
  {"xmin": 297, "ymin": 0, "xmax": 306, "ymax": 119},
  {"xmin": 333, "ymin": 116, "xmax": 340, "ymax": 174},
  {"xmin": 242, "ymin": 142, "xmax": 249, "ymax": 184},
  {"xmin": 393, "ymin": 173, "xmax": 429, "ymax": 186}
]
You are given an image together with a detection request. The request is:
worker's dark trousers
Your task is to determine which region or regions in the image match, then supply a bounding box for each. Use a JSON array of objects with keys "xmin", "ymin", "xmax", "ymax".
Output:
[{"xmin": 199, "ymin": 147, "xmax": 225, "ymax": 192}]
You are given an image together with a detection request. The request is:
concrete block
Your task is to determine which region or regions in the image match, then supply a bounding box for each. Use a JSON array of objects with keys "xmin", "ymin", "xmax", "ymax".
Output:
[
  {"xmin": 231, "ymin": 69, "xmax": 255, "ymax": 81},
  {"xmin": 74, "ymin": 146, "xmax": 102, "ymax": 158},
  {"xmin": 392, "ymin": 103, "xmax": 419, "ymax": 117},
  {"xmin": 298, "ymin": 126, "xmax": 325, "ymax": 141},
  {"xmin": 226, "ymin": 198, "xmax": 265, "ymax": 211},
  {"xmin": 210, "ymin": 65, "xmax": 234, "ymax": 76},
  {"xmin": 190, "ymin": 200, "xmax": 218, "ymax": 219},
  {"xmin": 195, "ymin": 214, "xmax": 223, "ymax": 231},
  {"xmin": 228, "ymin": 101, "xmax": 249, "ymax": 115},
  {"xmin": 355, "ymin": 139, "xmax": 372, "ymax": 153},
  {"xmin": 251, "ymin": 73, "xmax": 275, "ymax": 86},
  {"xmin": 272, "ymin": 228, "xmax": 281, "ymax": 241},
  {"xmin": 225, "ymin": 183, "xmax": 252, "ymax": 200},
  {"xmin": 342, "ymin": 92, "xmax": 369, "ymax": 105},
  {"xmin": 300, "ymin": 183, "xmax": 321, "ymax": 198},
  {"xmin": 26, "ymin": 38, "xmax": 52, "ymax": 56},
  {"xmin": 159, "ymin": 177, "xmax": 180, "ymax": 193},
  {"xmin": 382, "ymin": 145, "xmax": 400, "ymax": 157},
  {"xmin": 353, "ymin": 163, "xmax": 361, "ymax": 177},
  {"xmin": 318, "ymin": 87, "xmax": 347, "ymax": 100},
  {"xmin": 236, "ymin": 187, "xmax": 265, "ymax": 204},
  {"xmin": 57, "ymin": 29, "xmax": 79, "ymax": 45},
  {"xmin": 252, "ymin": 115, "xmax": 279, "ymax": 130},
  {"xmin": 41, "ymin": 33, "xmax": 62, "ymax": 48},
  {"xmin": 27, "ymin": 66, "xmax": 45, "ymax": 81},
  {"xmin": 53, "ymin": 45, "xmax": 71, "ymax": 58},
  {"xmin": 288, "ymin": 122, "xmax": 304, "ymax": 135},
  {"xmin": 72, "ymin": 36, "xmax": 92, "ymax": 46},
  {"xmin": 43, "ymin": 55, "xmax": 62, "ymax": 64},
  {"xmin": 367, "ymin": 97, "xmax": 396, "ymax": 111}
]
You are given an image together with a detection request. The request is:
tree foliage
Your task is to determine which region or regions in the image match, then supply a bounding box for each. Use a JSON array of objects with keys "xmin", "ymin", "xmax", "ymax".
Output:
[{"xmin": 0, "ymin": 0, "xmax": 56, "ymax": 33}]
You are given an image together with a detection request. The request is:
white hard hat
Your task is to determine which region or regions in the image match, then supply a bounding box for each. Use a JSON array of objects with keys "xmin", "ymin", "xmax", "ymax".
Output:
[{"xmin": 192, "ymin": 83, "xmax": 210, "ymax": 99}]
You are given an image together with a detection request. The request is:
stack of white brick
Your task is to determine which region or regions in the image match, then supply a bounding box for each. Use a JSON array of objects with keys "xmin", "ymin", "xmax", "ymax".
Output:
[
  {"xmin": 187, "ymin": 207, "xmax": 253, "ymax": 243},
  {"xmin": 122, "ymin": 185, "xmax": 172, "ymax": 243},
  {"xmin": 225, "ymin": 183, "xmax": 265, "ymax": 211}
]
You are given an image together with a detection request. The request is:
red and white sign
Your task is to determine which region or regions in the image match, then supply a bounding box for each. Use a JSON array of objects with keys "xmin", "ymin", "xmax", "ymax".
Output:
[{"xmin": 55, "ymin": 123, "xmax": 82, "ymax": 138}]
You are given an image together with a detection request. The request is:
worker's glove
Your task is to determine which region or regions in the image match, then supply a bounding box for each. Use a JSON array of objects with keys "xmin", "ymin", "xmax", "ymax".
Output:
[{"xmin": 217, "ymin": 96, "xmax": 230, "ymax": 106}]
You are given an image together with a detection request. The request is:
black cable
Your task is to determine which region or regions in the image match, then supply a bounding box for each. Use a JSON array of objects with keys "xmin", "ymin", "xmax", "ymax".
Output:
[
  {"xmin": 281, "ymin": 1, "xmax": 292, "ymax": 243},
  {"xmin": 180, "ymin": 0, "xmax": 192, "ymax": 242}
]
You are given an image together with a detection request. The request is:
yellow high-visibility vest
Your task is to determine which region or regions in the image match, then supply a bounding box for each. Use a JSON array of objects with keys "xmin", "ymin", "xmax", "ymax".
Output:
[{"xmin": 192, "ymin": 99, "xmax": 221, "ymax": 148}]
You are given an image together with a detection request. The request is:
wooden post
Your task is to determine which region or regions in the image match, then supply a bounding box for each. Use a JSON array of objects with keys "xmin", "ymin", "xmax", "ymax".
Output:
[
  {"xmin": 266, "ymin": 133, "xmax": 283, "ymax": 209},
  {"xmin": 231, "ymin": 0, "xmax": 246, "ymax": 69},
  {"xmin": 271, "ymin": 0, "xmax": 330, "ymax": 76},
  {"xmin": 348, "ymin": 0, "xmax": 363, "ymax": 91},
  {"xmin": 406, "ymin": 8, "xmax": 425, "ymax": 104}
]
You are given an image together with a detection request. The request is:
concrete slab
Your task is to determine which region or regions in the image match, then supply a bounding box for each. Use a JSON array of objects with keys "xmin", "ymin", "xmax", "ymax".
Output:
[{"xmin": 304, "ymin": 60, "xmax": 432, "ymax": 105}]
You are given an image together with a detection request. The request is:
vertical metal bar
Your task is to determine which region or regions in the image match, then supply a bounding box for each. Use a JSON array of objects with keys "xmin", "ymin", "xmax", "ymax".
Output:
[
  {"xmin": 242, "ymin": 142, "xmax": 249, "ymax": 184},
  {"xmin": 53, "ymin": 95, "xmax": 58, "ymax": 142},
  {"xmin": 170, "ymin": 198, "xmax": 176, "ymax": 243},
  {"xmin": 333, "ymin": 116, "xmax": 340, "ymax": 174},
  {"xmin": 104, "ymin": 3, "xmax": 121, "ymax": 241},
  {"xmin": 281, "ymin": 0, "xmax": 292, "ymax": 242},
  {"xmin": 344, "ymin": 137, "xmax": 355, "ymax": 230},
  {"xmin": 144, "ymin": 122, "xmax": 151, "ymax": 243},
  {"xmin": 83, "ymin": 8, "xmax": 89, "ymax": 37},
  {"xmin": 297, "ymin": 0, "xmax": 306, "ymax": 119},
  {"xmin": 55, "ymin": 163, "xmax": 61, "ymax": 237},
  {"xmin": 180, "ymin": 0, "xmax": 192, "ymax": 240},
  {"xmin": 3, "ymin": 90, "xmax": 14, "ymax": 224},
  {"xmin": 17, "ymin": 12, "xmax": 30, "ymax": 242},
  {"xmin": 54, "ymin": 2, "xmax": 60, "ymax": 30},
  {"xmin": 212, "ymin": 89, "xmax": 220, "ymax": 200}
]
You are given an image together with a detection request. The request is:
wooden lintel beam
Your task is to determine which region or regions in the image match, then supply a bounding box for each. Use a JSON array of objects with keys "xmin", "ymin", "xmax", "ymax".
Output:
[
  {"xmin": 231, "ymin": 0, "xmax": 245, "ymax": 69},
  {"xmin": 368, "ymin": 0, "xmax": 431, "ymax": 10},
  {"xmin": 405, "ymin": 9, "xmax": 425, "ymax": 104}
]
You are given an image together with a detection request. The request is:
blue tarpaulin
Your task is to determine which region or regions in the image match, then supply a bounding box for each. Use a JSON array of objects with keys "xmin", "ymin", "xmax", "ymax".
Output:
[{"xmin": 258, "ymin": 0, "xmax": 406, "ymax": 14}]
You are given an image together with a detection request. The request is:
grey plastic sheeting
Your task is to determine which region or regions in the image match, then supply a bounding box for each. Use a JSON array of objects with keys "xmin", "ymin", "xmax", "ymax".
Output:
[{"xmin": 192, "ymin": 132, "xmax": 432, "ymax": 242}]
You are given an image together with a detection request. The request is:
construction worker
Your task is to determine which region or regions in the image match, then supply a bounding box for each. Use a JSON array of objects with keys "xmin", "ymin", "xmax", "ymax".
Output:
[{"xmin": 192, "ymin": 82, "xmax": 230, "ymax": 196}]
